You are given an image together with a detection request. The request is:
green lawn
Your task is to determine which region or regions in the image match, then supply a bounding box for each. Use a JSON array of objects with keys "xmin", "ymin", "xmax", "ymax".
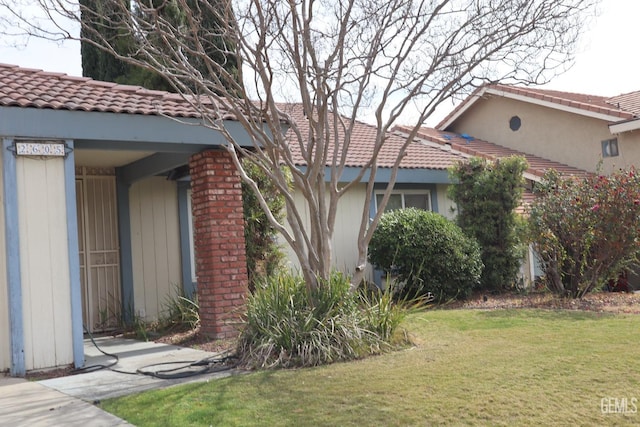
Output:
[{"xmin": 102, "ymin": 309, "xmax": 640, "ymax": 426}]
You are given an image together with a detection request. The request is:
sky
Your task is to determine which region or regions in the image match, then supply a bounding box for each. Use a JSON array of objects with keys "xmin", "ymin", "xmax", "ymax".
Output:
[{"xmin": 0, "ymin": 0, "xmax": 637, "ymax": 125}]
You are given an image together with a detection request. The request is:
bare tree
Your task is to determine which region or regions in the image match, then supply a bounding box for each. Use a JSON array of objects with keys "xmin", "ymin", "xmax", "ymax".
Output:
[{"xmin": 0, "ymin": 0, "xmax": 598, "ymax": 290}]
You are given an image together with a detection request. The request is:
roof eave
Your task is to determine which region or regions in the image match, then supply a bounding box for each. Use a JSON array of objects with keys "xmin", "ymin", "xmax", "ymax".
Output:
[
  {"xmin": 489, "ymin": 88, "xmax": 626, "ymax": 122},
  {"xmin": 438, "ymin": 86, "xmax": 626, "ymax": 130},
  {"xmin": 436, "ymin": 86, "xmax": 489, "ymax": 130},
  {"xmin": 609, "ymin": 118, "xmax": 640, "ymax": 134}
]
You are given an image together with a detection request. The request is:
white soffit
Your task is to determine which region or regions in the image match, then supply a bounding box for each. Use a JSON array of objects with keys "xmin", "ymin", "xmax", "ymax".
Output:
[
  {"xmin": 609, "ymin": 118, "xmax": 640, "ymax": 134},
  {"xmin": 437, "ymin": 87, "xmax": 489, "ymax": 130},
  {"xmin": 74, "ymin": 150, "xmax": 155, "ymax": 167}
]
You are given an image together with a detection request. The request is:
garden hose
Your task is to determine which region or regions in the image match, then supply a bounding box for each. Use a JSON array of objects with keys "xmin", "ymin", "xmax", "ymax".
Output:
[{"xmin": 72, "ymin": 326, "xmax": 237, "ymax": 380}]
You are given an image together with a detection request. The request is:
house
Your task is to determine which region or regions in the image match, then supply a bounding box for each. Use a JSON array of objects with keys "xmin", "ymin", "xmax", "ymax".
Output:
[
  {"xmin": 0, "ymin": 63, "xmax": 471, "ymax": 376},
  {"xmin": 13, "ymin": 65, "xmax": 614, "ymax": 375},
  {"xmin": 0, "ymin": 64, "xmax": 252, "ymax": 376}
]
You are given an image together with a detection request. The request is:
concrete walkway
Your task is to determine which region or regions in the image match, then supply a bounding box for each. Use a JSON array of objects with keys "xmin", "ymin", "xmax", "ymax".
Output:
[
  {"xmin": 0, "ymin": 380, "xmax": 131, "ymax": 427},
  {"xmin": 0, "ymin": 337, "xmax": 238, "ymax": 427}
]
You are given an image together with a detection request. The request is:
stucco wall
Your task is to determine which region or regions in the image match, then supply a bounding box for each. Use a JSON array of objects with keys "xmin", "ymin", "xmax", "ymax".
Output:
[
  {"xmin": 448, "ymin": 96, "xmax": 613, "ymax": 173},
  {"xmin": 129, "ymin": 177, "xmax": 182, "ymax": 321},
  {"xmin": 17, "ymin": 157, "xmax": 73, "ymax": 371},
  {"xmin": 0, "ymin": 147, "xmax": 8, "ymax": 372},
  {"xmin": 282, "ymin": 181, "xmax": 539, "ymax": 287},
  {"xmin": 616, "ymin": 131, "xmax": 640, "ymax": 173},
  {"xmin": 331, "ymin": 185, "xmax": 369, "ymax": 274}
]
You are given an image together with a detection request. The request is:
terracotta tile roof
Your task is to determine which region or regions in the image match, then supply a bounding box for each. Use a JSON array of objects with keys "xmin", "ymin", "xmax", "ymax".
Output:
[
  {"xmin": 437, "ymin": 83, "xmax": 638, "ymax": 129},
  {"xmin": 607, "ymin": 90, "xmax": 640, "ymax": 117},
  {"xmin": 514, "ymin": 189, "xmax": 537, "ymax": 215},
  {"xmin": 280, "ymin": 103, "xmax": 467, "ymax": 170},
  {"xmin": 394, "ymin": 126, "xmax": 591, "ymax": 179},
  {"xmin": 491, "ymin": 85, "xmax": 634, "ymax": 119},
  {"xmin": 0, "ymin": 63, "xmax": 462, "ymax": 171},
  {"xmin": 0, "ymin": 63, "xmax": 235, "ymax": 119}
]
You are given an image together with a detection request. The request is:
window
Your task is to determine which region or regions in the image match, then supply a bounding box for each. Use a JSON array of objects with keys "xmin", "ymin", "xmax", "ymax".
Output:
[
  {"xmin": 602, "ymin": 138, "xmax": 619, "ymax": 158},
  {"xmin": 375, "ymin": 190, "xmax": 431, "ymax": 212}
]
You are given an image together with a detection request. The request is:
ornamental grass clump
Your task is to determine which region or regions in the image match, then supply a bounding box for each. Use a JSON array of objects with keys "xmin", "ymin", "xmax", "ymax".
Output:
[{"xmin": 236, "ymin": 271, "xmax": 408, "ymax": 369}]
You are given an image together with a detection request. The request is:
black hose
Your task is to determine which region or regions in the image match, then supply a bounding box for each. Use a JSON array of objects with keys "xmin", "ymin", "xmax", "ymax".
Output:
[
  {"xmin": 71, "ymin": 325, "xmax": 119, "ymax": 374},
  {"xmin": 73, "ymin": 325, "xmax": 237, "ymax": 379}
]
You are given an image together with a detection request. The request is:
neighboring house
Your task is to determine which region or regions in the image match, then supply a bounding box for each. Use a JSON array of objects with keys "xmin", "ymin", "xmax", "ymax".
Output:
[
  {"xmin": 0, "ymin": 64, "xmax": 252, "ymax": 375},
  {"xmin": 397, "ymin": 83, "xmax": 640, "ymax": 288},
  {"xmin": 279, "ymin": 104, "xmax": 468, "ymax": 282},
  {"xmin": 437, "ymin": 84, "xmax": 640, "ymax": 175}
]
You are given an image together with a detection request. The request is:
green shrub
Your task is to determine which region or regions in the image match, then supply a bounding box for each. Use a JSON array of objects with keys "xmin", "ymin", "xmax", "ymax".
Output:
[
  {"xmin": 236, "ymin": 271, "xmax": 408, "ymax": 369},
  {"xmin": 242, "ymin": 159, "xmax": 288, "ymax": 290},
  {"xmin": 448, "ymin": 156, "xmax": 528, "ymax": 291},
  {"xmin": 368, "ymin": 208, "xmax": 483, "ymax": 302}
]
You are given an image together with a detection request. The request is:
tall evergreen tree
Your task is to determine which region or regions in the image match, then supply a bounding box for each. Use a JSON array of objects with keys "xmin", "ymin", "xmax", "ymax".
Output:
[
  {"xmin": 79, "ymin": 0, "xmax": 133, "ymax": 82},
  {"xmin": 80, "ymin": 0, "xmax": 237, "ymax": 92},
  {"xmin": 183, "ymin": 0, "xmax": 239, "ymax": 90},
  {"xmin": 131, "ymin": 0, "xmax": 238, "ymax": 92}
]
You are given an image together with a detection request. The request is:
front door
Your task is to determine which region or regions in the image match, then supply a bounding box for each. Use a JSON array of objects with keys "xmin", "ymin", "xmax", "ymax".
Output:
[{"xmin": 76, "ymin": 168, "xmax": 121, "ymax": 332}]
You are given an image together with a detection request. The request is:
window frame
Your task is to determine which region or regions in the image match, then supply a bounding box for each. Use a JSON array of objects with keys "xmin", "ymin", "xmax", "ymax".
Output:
[
  {"xmin": 602, "ymin": 138, "xmax": 619, "ymax": 158},
  {"xmin": 186, "ymin": 188, "xmax": 197, "ymax": 283},
  {"xmin": 374, "ymin": 189, "xmax": 433, "ymax": 212}
]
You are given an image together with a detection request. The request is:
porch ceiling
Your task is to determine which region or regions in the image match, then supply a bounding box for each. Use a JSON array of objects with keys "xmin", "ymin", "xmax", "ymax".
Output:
[{"xmin": 75, "ymin": 149, "xmax": 154, "ymax": 168}]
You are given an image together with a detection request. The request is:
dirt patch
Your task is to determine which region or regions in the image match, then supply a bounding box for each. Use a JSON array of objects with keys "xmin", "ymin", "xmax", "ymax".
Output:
[
  {"xmin": 25, "ymin": 366, "xmax": 75, "ymax": 381},
  {"xmin": 442, "ymin": 290, "xmax": 640, "ymax": 314},
  {"xmin": 153, "ymin": 327, "xmax": 238, "ymax": 354}
]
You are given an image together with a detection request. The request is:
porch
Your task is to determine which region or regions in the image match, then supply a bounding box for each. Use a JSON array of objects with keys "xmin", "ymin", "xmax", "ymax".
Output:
[{"xmin": 0, "ymin": 64, "xmax": 252, "ymax": 376}]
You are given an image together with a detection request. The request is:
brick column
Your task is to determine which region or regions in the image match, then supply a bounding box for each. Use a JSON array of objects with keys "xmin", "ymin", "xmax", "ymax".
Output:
[{"xmin": 189, "ymin": 149, "xmax": 248, "ymax": 338}]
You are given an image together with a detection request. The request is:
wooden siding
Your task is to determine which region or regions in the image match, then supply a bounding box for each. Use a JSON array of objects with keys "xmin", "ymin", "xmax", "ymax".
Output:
[
  {"xmin": 17, "ymin": 157, "xmax": 73, "ymax": 371},
  {"xmin": 283, "ymin": 184, "xmax": 371, "ymax": 279},
  {"xmin": 129, "ymin": 177, "xmax": 182, "ymax": 321},
  {"xmin": 283, "ymin": 183, "xmax": 456, "ymax": 283},
  {"xmin": 435, "ymin": 184, "xmax": 456, "ymax": 220},
  {"xmin": 0, "ymin": 147, "xmax": 8, "ymax": 372}
]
